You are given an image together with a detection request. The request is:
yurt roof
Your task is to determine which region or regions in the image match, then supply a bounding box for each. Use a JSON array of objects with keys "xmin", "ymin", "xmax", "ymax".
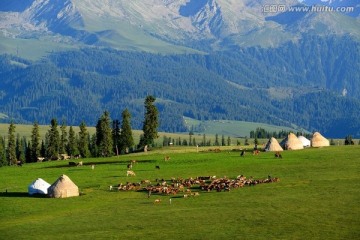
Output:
[
  {"xmin": 280, "ymin": 133, "xmax": 304, "ymax": 150},
  {"xmin": 298, "ymin": 136, "xmax": 311, "ymax": 147},
  {"xmin": 28, "ymin": 178, "xmax": 51, "ymax": 195},
  {"xmin": 311, "ymin": 132, "xmax": 330, "ymax": 147},
  {"xmin": 48, "ymin": 174, "xmax": 79, "ymax": 198},
  {"xmin": 264, "ymin": 137, "xmax": 283, "ymax": 152}
]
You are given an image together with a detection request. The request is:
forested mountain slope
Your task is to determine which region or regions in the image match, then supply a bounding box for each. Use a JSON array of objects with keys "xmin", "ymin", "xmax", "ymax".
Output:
[{"xmin": 1, "ymin": 35, "xmax": 359, "ymax": 138}]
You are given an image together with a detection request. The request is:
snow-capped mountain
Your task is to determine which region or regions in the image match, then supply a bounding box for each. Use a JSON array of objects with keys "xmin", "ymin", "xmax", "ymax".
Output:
[{"xmin": 0, "ymin": 0, "xmax": 359, "ymax": 58}]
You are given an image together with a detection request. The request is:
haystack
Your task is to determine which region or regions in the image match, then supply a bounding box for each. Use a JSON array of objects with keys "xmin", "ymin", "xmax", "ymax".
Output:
[
  {"xmin": 298, "ymin": 136, "xmax": 311, "ymax": 148},
  {"xmin": 280, "ymin": 133, "xmax": 304, "ymax": 150},
  {"xmin": 28, "ymin": 178, "xmax": 51, "ymax": 195},
  {"xmin": 48, "ymin": 174, "xmax": 79, "ymax": 198},
  {"xmin": 264, "ymin": 137, "xmax": 283, "ymax": 152},
  {"xmin": 311, "ymin": 132, "xmax": 330, "ymax": 147}
]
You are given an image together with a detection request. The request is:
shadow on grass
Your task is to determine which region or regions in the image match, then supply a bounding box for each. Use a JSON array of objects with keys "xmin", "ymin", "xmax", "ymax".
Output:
[
  {"xmin": 0, "ymin": 192, "xmax": 47, "ymax": 198},
  {"xmin": 42, "ymin": 159, "xmax": 157, "ymax": 169}
]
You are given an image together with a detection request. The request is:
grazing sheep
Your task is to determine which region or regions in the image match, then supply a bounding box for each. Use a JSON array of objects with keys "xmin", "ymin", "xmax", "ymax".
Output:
[
  {"xmin": 126, "ymin": 170, "xmax": 136, "ymax": 177},
  {"xmin": 154, "ymin": 199, "xmax": 161, "ymax": 203}
]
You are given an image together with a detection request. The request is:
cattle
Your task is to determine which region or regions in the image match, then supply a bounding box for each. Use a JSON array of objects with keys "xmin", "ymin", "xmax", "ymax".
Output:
[
  {"xmin": 155, "ymin": 165, "xmax": 160, "ymax": 170},
  {"xmin": 164, "ymin": 156, "xmax": 171, "ymax": 161},
  {"xmin": 69, "ymin": 162, "xmax": 77, "ymax": 166},
  {"xmin": 126, "ymin": 170, "xmax": 136, "ymax": 177},
  {"xmin": 253, "ymin": 150, "xmax": 260, "ymax": 155},
  {"xmin": 16, "ymin": 161, "xmax": 23, "ymax": 167},
  {"xmin": 141, "ymin": 179, "xmax": 151, "ymax": 184},
  {"xmin": 74, "ymin": 154, "xmax": 81, "ymax": 159},
  {"xmin": 77, "ymin": 161, "xmax": 83, "ymax": 166},
  {"xmin": 60, "ymin": 154, "xmax": 70, "ymax": 160},
  {"xmin": 127, "ymin": 163, "xmax": 133, "ymax": 169},
  {"xmin": 154, "ymin": 199, "xmax": 161, "ymax": 203},
  {"xmin": 275, "ymin": 152, "xmax": 283, "ymax": 158},
  {"xmin": 240, "ymin": 150, "xmax": 245, "ymax": 157},
  {"xmin": 37, "ymin": 157, "xmax": 45, "ymax": 162}
]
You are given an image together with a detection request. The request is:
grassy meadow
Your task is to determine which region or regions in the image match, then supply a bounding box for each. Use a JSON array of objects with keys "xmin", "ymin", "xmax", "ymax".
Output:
[{"xmin": 0, "ymin": 145, "xmax": 359, "ymax": 240}]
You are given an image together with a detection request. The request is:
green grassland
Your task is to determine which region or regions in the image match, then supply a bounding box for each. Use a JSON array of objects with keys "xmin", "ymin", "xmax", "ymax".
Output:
[
  {"xmin": 0, "ymin": 145, "xmax": 359, "ymax": 239},
  {"xmin": 183, "ymin": 117, "xmax": 309, "ymax": 138}
]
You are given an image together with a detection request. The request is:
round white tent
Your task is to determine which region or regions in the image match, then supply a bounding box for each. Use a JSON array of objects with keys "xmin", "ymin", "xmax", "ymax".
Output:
[
  {"xmin": 28, "ymin": 178, "xmax": 51, "ymax": 195},
  {"xmin": 48, "ymin": 174, "xmax": 79, "ymax": 198},
  {"xmin": 298, "ymin": 136, "xmax": 311, "ymax": 148}
]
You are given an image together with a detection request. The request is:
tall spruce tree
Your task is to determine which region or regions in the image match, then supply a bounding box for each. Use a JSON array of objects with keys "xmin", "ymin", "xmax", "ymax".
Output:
[
  {"xmin": 67, "ymin": 126, "xmax": 78, "ymax": 156},
  {"xmin": 15, "ymin": 134, "xmax": 26, "ymax": 164},
  {"xmin": 139, "ymin": 96, "xmax": 159, "ymax": 148},
  {"xmin": 59, "ymin": 120, "xmax": 67, "ymax": 154},
  {"xmin": 31, "ymin": 122, "xmax": 41, "ymax": 162},
  {"xmin": 7, "ymin": 122, "xmax": 16, "ymax": 165},
  {"xmin": 0, "ymin": 135, "xmax": 6, "ymax": 166},
  {"xmin": 112, "ymin": 119, "xmax": 121, "ymax": 155},
  {"xmin": 46, "ymin": 118, "xmax": 60, "ymax": 160},
  {"xmin": 96, "ymin": 111, "xmax": 113, "ymax": 157},
  {"xmin": 119, "ymin": 109, "xmax": 134, "ymax": 153},
  {"xmin": 78, "ymin": 121, "xmax": 90, "ymax": 158}
]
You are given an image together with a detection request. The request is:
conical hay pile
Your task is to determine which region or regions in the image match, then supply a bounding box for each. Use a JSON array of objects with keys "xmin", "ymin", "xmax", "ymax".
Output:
[
  {"xmin": 265, "ymin": 137, "xmax": 283, "ymax": 152},
  {"xmin": 283, "ymin": 133, "xmax": 304, "ymax": 150},
  {"xmin": 48, "ymin": 174, "xmax": 79, "ymax": 198},
  {"xmin": 311, "ymin": 132, "xmax": 330, "ymax": 147}
]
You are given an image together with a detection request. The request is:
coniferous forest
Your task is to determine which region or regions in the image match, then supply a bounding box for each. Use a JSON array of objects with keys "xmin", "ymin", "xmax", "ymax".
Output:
[{"xmin": 0, "ymin": 35, "xmax": 359, "ymax": 138}]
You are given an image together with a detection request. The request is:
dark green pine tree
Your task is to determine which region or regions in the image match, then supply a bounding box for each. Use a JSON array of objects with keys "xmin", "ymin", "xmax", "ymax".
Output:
[
  {"xmin": 214, "ymin": 134, "xmax": 219, "ymax": 146},
  {"xmin": 89, "ymin": 134, "xmax": 98, "ymax": 157},
  {"xmin": 0, "ymin": 135, "xmax": 7, "ymax": 166},
  {"xmin": 96, "ymin": 111, "xmax": 113, "ymax": 157},
  {"xmin": 46, "ymin": 118, "xmax": 60, "ymax": 160},
  {"xmin": 25, "ymin": 141, "xmax": 32, "ymax": 163},
  {"xmin": 15, "ymin": 134, "xmax": 26, "ymax": 164},
  {"xmin": 112, "ymin": 119, "xmax": 121, "ymax": 155},
  {"xmin": 139, "ymin": 96, "xmax": 159, "ymax": 148},
  {"xmin": 119, "ymin": 109, "xmax": 134, "ymax": 154},
  {"xmin": 227, "ymin": 136, "xmax": 231, "ymax": 146},
  {"xmin": 78, "ymin": 121, "xmax": 90, "ymax": 158},
  {"xmin": 67, "ymin": 126, "xmax": 78, "ymax": 157},
  {"xmin": 59, "ymin": 120, "xmax": 68, "ymax": 154},
  {"xmin": 40, "ymin": 140, "xmax": 46, "ymax": 158},
  {"xmin": 221, "ymin": 135, "xmax": 225, "ymax": 146},
  {"xmin": 7, "ymin": 122, "xmax": 17, "ymax": 165},
  {"xmin": 31, "ymin": 122, "xmax": 41, "ymax": 162}
]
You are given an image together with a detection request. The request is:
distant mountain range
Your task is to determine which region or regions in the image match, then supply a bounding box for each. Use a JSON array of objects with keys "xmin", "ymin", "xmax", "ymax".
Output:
[{"xmin": 0, "ymin": 0, "xmax": 359, "ymax": 138}]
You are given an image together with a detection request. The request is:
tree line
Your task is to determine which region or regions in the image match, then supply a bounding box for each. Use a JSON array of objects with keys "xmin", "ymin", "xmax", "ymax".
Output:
[{"xmin": 0, "ymin": 96, "xmax": 159, "ymax": 166}]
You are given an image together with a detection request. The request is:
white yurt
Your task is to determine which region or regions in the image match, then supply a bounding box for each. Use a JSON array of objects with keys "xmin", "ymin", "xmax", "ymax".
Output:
[
  {"xmin": 298, "ymin": 136, "xmax": 311, "ymax": 148},
  {"xmin": 48, "ymin": 174, "xmax": 79, "ymax": 198},
  {"xmin": 28, "ymin": 178, "xmax": 51, "ymax": 195}
]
